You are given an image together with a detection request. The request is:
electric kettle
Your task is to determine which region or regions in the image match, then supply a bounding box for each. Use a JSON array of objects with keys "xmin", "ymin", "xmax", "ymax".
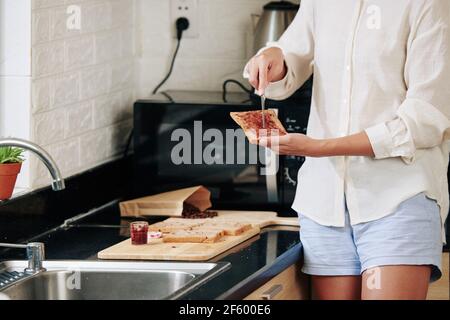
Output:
[{"xmin": 252, "ymin": 1, "xmax": 300, "ymax": 54}]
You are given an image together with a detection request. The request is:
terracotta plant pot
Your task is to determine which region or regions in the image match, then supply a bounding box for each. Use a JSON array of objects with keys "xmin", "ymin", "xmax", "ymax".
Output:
[{"xmin": 0, "ymin": 162, "xmax": 22, "ymax": 200}]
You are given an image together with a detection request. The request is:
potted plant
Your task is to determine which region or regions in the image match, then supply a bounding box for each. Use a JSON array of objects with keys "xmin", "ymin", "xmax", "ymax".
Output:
[{"xmin": 0, "ymin": 147, "xmax": 24, "ymax": 200}]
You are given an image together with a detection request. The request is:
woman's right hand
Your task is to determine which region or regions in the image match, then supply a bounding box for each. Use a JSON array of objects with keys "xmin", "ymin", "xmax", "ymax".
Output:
[{"xmin": 247, "ymin": 47, "xmax": 287, "ymax": 95}]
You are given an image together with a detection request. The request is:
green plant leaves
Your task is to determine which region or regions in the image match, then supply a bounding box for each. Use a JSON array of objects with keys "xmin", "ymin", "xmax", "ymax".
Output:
[{"xmin": 0, "ymin": 147, "xmax": 25, "ymax": 164}]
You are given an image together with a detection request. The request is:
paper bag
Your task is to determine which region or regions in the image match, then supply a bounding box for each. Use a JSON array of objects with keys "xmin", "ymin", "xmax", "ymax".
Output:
[{"xmin": 119, "ymin": 186, "xmax": 212, "ymax": 217}]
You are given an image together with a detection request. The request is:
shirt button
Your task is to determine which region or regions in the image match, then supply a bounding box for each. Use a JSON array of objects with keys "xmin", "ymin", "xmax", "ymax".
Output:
[
  {"xmin": 346, "ymin": 65, "xmax": 351, "ymax": 71},
  {"xmin": 343, "ymin": 99, "xmax": 348, "ymax": 104}
]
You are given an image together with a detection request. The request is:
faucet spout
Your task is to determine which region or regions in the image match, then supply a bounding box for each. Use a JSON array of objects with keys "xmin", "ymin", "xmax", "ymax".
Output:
[{"xmin": 0, "ymin": 138, "xmax": 65, "ymax": 191}]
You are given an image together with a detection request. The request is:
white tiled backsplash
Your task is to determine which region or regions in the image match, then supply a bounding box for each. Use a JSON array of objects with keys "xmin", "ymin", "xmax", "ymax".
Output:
[
  {"xmin": 4, "ymin": 0, "xmax": 293, "ymax": 189},
  {"xmin": 30, "ymin": 0, "xmax": 136, "ymax": 188},
  {"xmin": 136, "ymin": 0, "xmax": 273, "ymax": 97},
  {"xmin": 1, "ymin": 0, "xmax": 33, "ymax": 188}
]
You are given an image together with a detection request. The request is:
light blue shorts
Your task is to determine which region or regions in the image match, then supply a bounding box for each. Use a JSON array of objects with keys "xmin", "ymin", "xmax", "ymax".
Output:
[{"xmin": 298, "ymin": 193, "xmax": 443, "ymax": 282}]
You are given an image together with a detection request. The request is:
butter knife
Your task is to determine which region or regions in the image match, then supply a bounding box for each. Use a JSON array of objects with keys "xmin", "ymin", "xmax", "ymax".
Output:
[{"xmin": 261, "ymin": 94, "xmax": 266, "ymax": 129}]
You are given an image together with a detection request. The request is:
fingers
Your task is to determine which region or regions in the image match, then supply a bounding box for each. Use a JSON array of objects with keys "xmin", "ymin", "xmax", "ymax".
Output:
[
  {"xmin": 246, "ymin": 47, "xmax": 285, "ymax": 94},
  {"xmin": 267, "ymin": 60, "xmax": 285, "ymax": 83},
  {"xmin": 259, "ymin": 136, "xmax": 280, "ymax": 150},
  {"xmin": 277, "ymin": 134, "xmax": 291, "ymax": 145},
  {"xmin": 259, "ymin": 138, "xmax": 282, "ymax": 154},
  {"xmin": 258, "ymin": 137, "xmax": 269, "ymax": 147},
  {"xmin": 247, "ymin": 55, "xmax": 270, "ymax": 95},
  {"xmin": 248, "ymin": 59, "xmax": 259, "ymax": 91},
  {"xmin": 259, "ymin": 134, "xmax": 291, "ymax": 154},
  {"xmin": 258, "ymin": 59, "xmax": 269, "ymax": 95},
  {"xmin": 260, "ymin": 135, "xmax": 289, "ymax": 146}
]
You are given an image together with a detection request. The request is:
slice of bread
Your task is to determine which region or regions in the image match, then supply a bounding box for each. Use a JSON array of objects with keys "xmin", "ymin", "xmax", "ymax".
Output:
[
  {"xmin": 147, "ymin": 222, "xmax": 184, "ymax": 233},
  {"xmin": 230, "ymin": 112, "xmax": 258, "ymax": 143},
  {"xmin": 163, "ymin": 217, "xmax": 209, "ymax": 226},
  {"xmin": 230, "ymin": 110, "xmax": 287, "ymax": 143},
  {"xmin": 202, "ymin": 231, "xmax": 224, "ymax": 243},
  {"xmin": 149, "ymin": 217, "xmax": 251, "ymax": 240},
  {"xmin": 148, "ymin": 218, "xmax": 204, "ymax": 233},
  {"xmin": 193, "ymin": 227, "xmax": 226, "ymax": 237},
  {"xmin": 202, "ymin": 221, "xmax": 252, "ymax": 236},
  {"xmin": 162, "ymin": 230, "xmax": 223, "ymax": 243},
  {"xmin": 163, "ymin": 230, "xmax": 207, "ymax": 243}
]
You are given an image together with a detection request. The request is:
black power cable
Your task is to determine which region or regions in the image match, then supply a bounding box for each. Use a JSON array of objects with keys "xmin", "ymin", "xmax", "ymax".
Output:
[
  {"xmin": 124, "ymin": 18, "xmax": 190, "ymax": 160},
  {"xmin": 152, "ymin": 17, "xmax": 190, "ymax": 95},
  {"xmin": 222, "ymin": 79, "xmax": 253, "ymax": 103},
  {"xmin": 123, "ymin": 127, "xmax": 134, "ymax": 159}
]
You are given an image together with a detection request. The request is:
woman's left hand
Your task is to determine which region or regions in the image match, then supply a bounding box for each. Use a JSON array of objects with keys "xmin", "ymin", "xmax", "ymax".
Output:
[
  {"xmin": 258, "ymin": 133, "xmax": 321, "ymax": 157},
  {"xmin": 258, "ymin": 131, "xmax": 376, "ymax": 158}
]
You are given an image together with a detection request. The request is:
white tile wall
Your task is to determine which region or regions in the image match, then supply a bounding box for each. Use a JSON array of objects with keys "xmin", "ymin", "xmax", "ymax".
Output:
[
  {"xmin": 0, "ymin": 76, "xmax": 32, "ymax": 188},
  {"xmin": 136, "ymin": 0, "xmax": 276, "ymax": 97},
  {"xmin": 0, "ymin": 0, "xmax": 33, "ymax": 189},
  {"xmin": 0, "ymin": 0, "xmax": 32, "ymax": 76},
  {"xmin": 30, "ymin": 0, "xmax": 136, "ymax": 188},
  {"xmin": 2, "ymin": 0, "xmax": 296, "ymax": 189}
]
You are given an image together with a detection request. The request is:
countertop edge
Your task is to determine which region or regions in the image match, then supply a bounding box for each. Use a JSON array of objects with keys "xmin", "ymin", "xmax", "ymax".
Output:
[{"xmin": 215, "ymin": 243, "xmax": 303, "ymax": 300}]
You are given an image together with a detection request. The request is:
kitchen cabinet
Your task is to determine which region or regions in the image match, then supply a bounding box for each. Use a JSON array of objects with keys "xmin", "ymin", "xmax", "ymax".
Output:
[
  {"xmin": 244, "ymin": 253, "xmax": 449, "ymax": 300},
  {"xmin": 427, "ymin": 252, "xmax": 449, "ymax": 300},
  {"xmin": 244, "ymin": 263, "xmax": 310, "ymax": 300}
]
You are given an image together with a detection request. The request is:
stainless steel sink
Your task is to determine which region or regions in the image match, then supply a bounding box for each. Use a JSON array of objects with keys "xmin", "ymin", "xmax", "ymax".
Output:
[{"xmin": 0, "ymin": 260, "xmax": 229, "ymax": 300}]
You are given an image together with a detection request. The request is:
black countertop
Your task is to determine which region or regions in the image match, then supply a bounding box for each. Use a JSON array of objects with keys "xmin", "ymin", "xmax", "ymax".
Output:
[
  {"xmin": 5, "ymin": 156, "xmax": 445, "ymax": 300},
  {"xmin": 0, "ymin": 201, "xmax": 302, "ymax": 300},
  {"xmin": 0, "ymin": 158, "xmax": 303, "ymax": 299}
]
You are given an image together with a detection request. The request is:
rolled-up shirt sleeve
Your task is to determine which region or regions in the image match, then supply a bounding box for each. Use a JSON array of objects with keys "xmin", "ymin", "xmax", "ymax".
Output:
[
  {"xmin": 365, "ymin": 0, "xmax": 450, "ymax": 164},
  {"xmin": 243, "ymin": 0, "xmax": 315, "ymax": 100},
  {"xmin": 365, "ymin": 119, "xmax": 417, "ymax": 163}
]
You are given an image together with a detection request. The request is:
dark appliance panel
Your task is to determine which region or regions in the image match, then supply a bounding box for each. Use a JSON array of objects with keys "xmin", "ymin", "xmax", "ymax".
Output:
[{"xmin": 133, "ymin": 90, "xmax": 311, "ymax": 214}]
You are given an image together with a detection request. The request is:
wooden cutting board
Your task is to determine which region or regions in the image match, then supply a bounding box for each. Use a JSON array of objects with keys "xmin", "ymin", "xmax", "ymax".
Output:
[
  {"xmin": 98, "ymin": 211, "xmax": 298, "ymax": 261},
  {"xmin": 214, "ymin": 210, "xmax": 299, "ymax": 228}
]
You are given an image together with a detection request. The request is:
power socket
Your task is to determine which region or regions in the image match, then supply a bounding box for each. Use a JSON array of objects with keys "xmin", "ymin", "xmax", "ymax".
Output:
[{"xmin": 170, "ymin": 0, "xmax": 199, "ymax": 38}]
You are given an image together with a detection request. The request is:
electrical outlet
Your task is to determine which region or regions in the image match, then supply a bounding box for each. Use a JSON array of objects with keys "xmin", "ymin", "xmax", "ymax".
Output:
[{"xmin": 170, "ymin": 0, "xmax": 199, "ymax": 38}]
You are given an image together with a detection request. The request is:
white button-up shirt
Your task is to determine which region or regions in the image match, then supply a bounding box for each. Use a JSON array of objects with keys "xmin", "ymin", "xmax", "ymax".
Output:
[{"xmin": 259, "ymin": 0, "xmax": 450, "ymax": 241}]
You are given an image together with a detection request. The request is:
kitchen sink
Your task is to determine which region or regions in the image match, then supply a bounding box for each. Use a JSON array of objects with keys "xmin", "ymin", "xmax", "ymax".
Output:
[{"xmin": 0, "ymin": 260, "xmax": 229, "ymax": 300}]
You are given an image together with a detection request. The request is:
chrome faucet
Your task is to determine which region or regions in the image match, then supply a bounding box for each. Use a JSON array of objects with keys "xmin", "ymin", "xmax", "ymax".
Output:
[
  {"xmin": 0, "ymin": 242, "xmax": 46, "ymax": 274},
  {"xmin": 0, "ymin": 138, "xmax": 65, "ymax": 191}
]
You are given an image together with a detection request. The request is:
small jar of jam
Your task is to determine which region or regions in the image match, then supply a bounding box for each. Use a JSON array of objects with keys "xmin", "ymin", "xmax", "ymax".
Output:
[{"xmin": 130, "ymin": 221, "xmax": 149, "ymax": 245}]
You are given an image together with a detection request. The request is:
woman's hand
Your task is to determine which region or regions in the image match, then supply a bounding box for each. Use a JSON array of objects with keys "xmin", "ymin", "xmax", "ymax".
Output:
[
  {"xmin": 258, "ymin": 134, "xmax": 321, "ymax": 157},
  {"xmin": 258, "ymin": 132, "xmax": 376, "ymax": 158},
  {"xmin": 247, "ymin": 47, "xmax": 287, "ymax": 95}
]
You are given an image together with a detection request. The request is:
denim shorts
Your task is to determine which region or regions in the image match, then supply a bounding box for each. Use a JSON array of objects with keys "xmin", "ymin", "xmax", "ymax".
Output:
[{"xmin": 298, "ymin": 193, "xmax": 443, "ymax": 282}]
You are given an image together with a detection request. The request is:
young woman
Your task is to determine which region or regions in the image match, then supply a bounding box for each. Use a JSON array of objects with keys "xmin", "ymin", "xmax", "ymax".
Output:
[{"xmin": 245, "ymin": 0, "xmax": 449, "ymax": 300}]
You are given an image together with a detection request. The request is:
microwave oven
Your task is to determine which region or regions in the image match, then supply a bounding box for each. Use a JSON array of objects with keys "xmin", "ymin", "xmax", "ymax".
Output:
[{"xmin": 132, "ymin": 89, "xmax": 312, "ymax": 216}]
